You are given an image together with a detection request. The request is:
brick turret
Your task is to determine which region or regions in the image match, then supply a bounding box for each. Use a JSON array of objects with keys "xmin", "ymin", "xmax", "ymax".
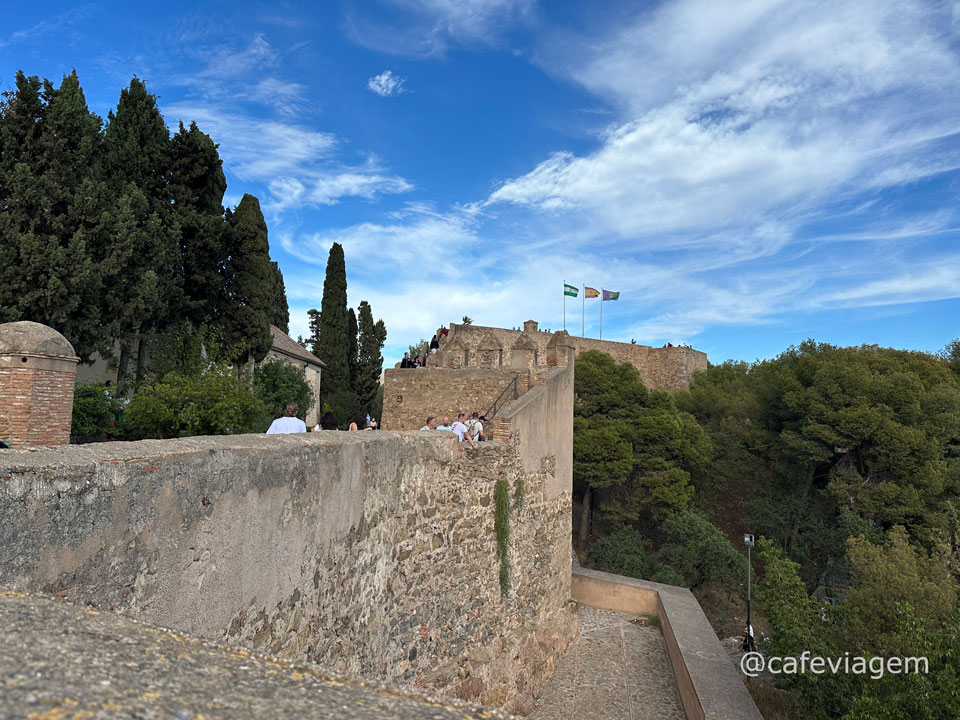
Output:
[{"xmin": 0, "ymin": 321, "xmax": 79, "ymax": 447}]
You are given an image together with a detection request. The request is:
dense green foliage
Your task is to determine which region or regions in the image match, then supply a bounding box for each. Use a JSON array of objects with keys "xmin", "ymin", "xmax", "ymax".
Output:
[
  {"xmin": 581, "ymin": 340, "xmax": 960, "ymax": 718},
  {"xmin": 255, "ymin": 358, "xmax": 314, "ymax": 420},
  {"xmin": 495, "ymin": 476, "xmax": 511, "ymax": 597},
  {"xmin": 0, "ymin": 70, "xmax": 288, "ymax": 369},
  {"xmin": 306, "ymin": 244, "xmax": 387, "ymax": 418},
  {"xmin": 71, "ymin": 384, "xmax": 123, "ymax": 439},
  {"xmin": 120, "ymin": 323, "xmax": 312, "ymax": 438},
  {"xmin": 574, "ymin": 350, "xmax": 710, "ymax": 527}
]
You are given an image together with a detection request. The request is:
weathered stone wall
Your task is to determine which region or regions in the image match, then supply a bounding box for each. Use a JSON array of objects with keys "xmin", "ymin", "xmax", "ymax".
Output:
[
  {"xmin": 381, "ymin": 367, "xmax": 531, "ymax": 431},
  {"xmin": 427, "ymin": 321, "xmax": 706, "ymax": 391},
  {"xmin": 489, "ymin": 352, "xmax": 574, "ymax": 500},
  {"xmin": 0, "ymin": 432, "xmax": 576, "ymax": 714}
]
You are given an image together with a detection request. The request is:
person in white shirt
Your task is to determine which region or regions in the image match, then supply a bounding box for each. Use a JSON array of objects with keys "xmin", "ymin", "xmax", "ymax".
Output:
[
  {"xmin": 465, "ymin": 411, "xmax": 484, "ymax": 442},
  {"xmin": 450, "ymin": 413, "xmax": 476, "ymax": 448},
  {"xmin": 266, "ymin": 403, "xmax": 306, "ymax": 434}
]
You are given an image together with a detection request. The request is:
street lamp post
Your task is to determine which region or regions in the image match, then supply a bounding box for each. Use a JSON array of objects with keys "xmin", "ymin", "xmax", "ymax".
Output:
[{"xmin": 743, "ymin": 533, "xmax": 755, "ymax": 652}]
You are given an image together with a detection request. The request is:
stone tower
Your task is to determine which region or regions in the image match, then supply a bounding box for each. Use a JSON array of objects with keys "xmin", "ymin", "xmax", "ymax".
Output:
[{"xmin": 0, "ymin": 321, "xmax": 79, "ymax": 447}]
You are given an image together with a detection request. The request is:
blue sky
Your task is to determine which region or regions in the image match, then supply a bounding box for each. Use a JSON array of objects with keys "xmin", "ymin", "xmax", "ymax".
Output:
[{"xmin": 3, "ymin": 0, "xmax": 960, "ymax": 368}]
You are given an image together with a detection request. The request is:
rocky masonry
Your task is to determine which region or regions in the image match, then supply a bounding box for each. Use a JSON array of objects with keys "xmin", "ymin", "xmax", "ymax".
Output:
[{"xmin": 0, "ymin": 431, "xmax": 577, "ymax": 714}]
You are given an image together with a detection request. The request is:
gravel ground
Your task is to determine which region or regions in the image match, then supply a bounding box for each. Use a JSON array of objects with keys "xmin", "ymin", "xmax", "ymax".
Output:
[{"xmin": 0, "ymin": 589, "xmax": 511, "ymax": 720}]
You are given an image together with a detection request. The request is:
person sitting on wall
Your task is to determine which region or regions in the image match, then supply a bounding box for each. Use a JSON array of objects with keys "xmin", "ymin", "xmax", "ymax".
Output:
[
  {"xmin": 436, "ymin": 416, "xmax": 453, "ymax": 432},
  {"xmin": 430, "ymin": 334, "xmax": 440, "ymax": 352},
  {"xmin": 466, "ymin": 411, "xmax": 484, "ymax": 442},
  {"xmin": 420, "ymin": 416, "xmax": 438, "ymax": 430},
  {"xmin": 314, "ymin": 411, "xmax": 339, "ymax": 431},
  {"xmin": 267, "ymin": 403, "xmax": 306, "ymax": 434},
  {"xmin": 412, "ymin": 355, "xmax": 422, "ymax": 368},
  {"xmin": 440, "ymin": 325, "xmax": 448, "ymax": 338},
  {"xmin": 450, "ymin": 413, "xmax": 477, "ymax": 448}
]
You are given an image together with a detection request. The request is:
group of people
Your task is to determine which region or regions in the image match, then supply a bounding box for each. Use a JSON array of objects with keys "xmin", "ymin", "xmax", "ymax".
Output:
[
  {"xmin": 266, "ymin": 403, "xmax": 378, "ymax": 434},
  {"xmin": 400, "ymin": 326, "xmax": 450, "ymax": 369},
  {"xmin": 420, "ymin": 411, "xmax": 485, "ymax": 447}
]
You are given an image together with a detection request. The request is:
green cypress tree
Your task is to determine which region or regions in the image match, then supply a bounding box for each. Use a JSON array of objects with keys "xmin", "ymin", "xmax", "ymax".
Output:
[
  {"xmin": 317, "ymin": 242, "xmax": 349, "ymax": 396},
  {"xmin": 269, "ymin": 260, "xmax": 289, "ymax": 333},
  {"xmin": 221, "ymin": 194, "xmax": 274, "ymax": 364},
  {"xmin": 347, "ymin": 307, "xmax": 358, "ymax": 389},
  {"xmin": 168, "ymin": 120, "xmax": 228, "ymax": 326},
  {"xmin": 101, "ymin": 77, "xmax": 182, "ymax": 355},
  {"xmin": 0, "ymin": 71, "xmax": 101, "ymax": 359},
  {"xmin": 354, "ymin": 300, "xmax": 387, "ymax": 414}
]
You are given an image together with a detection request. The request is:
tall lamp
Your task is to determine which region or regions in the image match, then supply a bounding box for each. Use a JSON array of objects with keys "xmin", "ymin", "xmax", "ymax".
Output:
[{"xmin": 743, "ymin": 533, "xmax": 755, "ymax": 652}]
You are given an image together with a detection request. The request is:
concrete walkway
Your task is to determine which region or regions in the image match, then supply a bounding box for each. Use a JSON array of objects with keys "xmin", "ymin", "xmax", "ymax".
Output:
[{"xmin": 529, "ymin": 606, "xmax": 685, "ymax": 720}]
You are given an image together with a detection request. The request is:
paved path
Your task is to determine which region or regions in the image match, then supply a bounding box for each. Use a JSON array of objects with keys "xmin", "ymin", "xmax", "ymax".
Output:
[{"xmin": 529, "ymin": 606, "xmax": 685, "ymax": 720}]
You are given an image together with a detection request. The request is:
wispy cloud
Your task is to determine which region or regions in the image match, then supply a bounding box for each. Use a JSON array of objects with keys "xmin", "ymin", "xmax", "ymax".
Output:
[
  {"xmin": 164, "ymin": 103, "xmax": 336, "ymax": 180},
  {"xmin": 344, "ymin": 0, "xmax": 536, "ymax": 57},
  {"xmin": 0, "ymin": 5, "xmax": 95, "ymax": 50},
  {"xmin": 367, "ymin": 70, "xmax": 406, "ymax": 96}
]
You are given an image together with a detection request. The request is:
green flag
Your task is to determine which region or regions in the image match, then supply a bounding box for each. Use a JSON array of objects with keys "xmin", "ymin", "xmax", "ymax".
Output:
[
  {"xmin": 564, "ymin": 283, "xmax": 578, "ymax": 297},
  {"xmin": 602, "ymin": 289, "xmax": 620, "ymax": 301}
]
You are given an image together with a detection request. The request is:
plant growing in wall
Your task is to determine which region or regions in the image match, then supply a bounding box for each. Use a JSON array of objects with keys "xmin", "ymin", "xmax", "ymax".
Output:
[{"xmin": 494, "ymin": 476, "xmax": 511, "ymax": 597}]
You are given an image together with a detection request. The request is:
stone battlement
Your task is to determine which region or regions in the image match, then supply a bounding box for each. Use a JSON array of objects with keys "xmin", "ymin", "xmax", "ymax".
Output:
[{"xmin": 416, "ymin": 319, "xmax": 706, "ymax": 392}]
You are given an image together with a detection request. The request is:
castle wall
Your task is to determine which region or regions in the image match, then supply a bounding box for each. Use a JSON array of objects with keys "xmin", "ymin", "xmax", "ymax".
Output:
[
  {"xmin": 0, "ymin": 431, "xmax": 576, "ymax": 714},
  {"xmin": 432, "ymin": 321, "xmax": 706, "ymax": 391},
  {"xmin": 381, "ymin": 367, "xmax": 531, "ymax": 431}
]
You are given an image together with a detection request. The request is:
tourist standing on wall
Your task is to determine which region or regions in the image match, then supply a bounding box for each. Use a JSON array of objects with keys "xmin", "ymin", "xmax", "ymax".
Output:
[
  {"xmin": 267, "ymin": 403, "xmax": 306, "ymax": 434},
  {"xmin": 400, "ymin": 352, "xmax": 412, "ymax": 368},
  {"xmin": 430, "ymin": 334, "xmax": 440, "ymax": 352}
]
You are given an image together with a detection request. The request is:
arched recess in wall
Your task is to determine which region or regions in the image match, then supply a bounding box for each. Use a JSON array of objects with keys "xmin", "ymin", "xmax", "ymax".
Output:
[{"xmin": 477, "ymin": 332, "xmax": 504, "ymax": 368}]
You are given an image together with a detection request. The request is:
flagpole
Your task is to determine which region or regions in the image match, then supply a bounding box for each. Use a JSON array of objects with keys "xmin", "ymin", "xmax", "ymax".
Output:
[
  {"xmin": 563, "ymin": 281, "xmax": 566, "ymax": 331},
  {"xmin": 582, "ymin": 286, "xmax": 585, "ymax": 338},
  {"xmin": 600, "ymin": 290, "xmax": 603, "ymax": 341}
]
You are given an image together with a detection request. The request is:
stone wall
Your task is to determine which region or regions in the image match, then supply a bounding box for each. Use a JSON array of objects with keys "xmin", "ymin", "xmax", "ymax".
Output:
[
  {"xmin": 0, "ymin": 432, "xmax": 576, "ymax": 714},
  {"xmin": 426, "ymin": 320, "xmax": 706, "ymax": 391},
  {"xmin": 381, "ymin": 367, "xmax": 531, "ymax": 431},
  {"xmin": 489, "ymin": 352, "xmax": 574, "ymax": 500}
]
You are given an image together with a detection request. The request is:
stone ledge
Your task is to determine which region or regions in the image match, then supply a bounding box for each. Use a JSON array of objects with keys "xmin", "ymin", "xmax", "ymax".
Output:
[{"xmin": 571, "ymin": 564, "xmax": 762, "ymax": 720}]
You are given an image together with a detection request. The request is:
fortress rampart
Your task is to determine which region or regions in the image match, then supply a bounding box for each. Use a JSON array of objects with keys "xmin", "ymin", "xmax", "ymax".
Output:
[
  {"xmin": 0, "ymin": 359, "xmax": 576, "ymax": 714},
  {"xmin": 414, "ymin": 319, "xmax": 707, "ymax": 392}
]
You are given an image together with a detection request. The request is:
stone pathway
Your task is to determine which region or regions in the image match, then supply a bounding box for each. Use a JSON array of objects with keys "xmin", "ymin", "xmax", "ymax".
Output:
[{"xmin": 529, "ymin": 606, "xmax": 685, "ymax": 720}]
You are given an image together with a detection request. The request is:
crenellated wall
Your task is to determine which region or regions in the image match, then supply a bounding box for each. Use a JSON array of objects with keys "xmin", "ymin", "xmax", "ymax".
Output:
[
  {"xmin": 0, "ymin": 428, "xmax": 576, "ymax": 714},
  {"xmin": 417, "ymin": 320, "xmax": 706, "ymax": 392}
]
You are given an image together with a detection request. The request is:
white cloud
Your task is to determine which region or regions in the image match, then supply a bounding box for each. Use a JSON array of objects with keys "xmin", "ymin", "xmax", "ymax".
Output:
[
  {"xmin": 367, "ymin": 70, "xmax": 407, "ymax": 97},
  {"xmin": 164, "ymin": 103, "xmax": 337, "ymax": 181},
  {"xmin": 493, "ymin": 0, "xmax": 960, "ymax": 244},
  {"xmin": 268, "ymin": 171, "xmax": 412, "ymax": 209}
]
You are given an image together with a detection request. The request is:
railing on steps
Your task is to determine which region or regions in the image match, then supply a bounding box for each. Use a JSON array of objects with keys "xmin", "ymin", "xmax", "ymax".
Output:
[{"xmin": 484, "ymin": 374, "xmax": 520, "ymax": 420}]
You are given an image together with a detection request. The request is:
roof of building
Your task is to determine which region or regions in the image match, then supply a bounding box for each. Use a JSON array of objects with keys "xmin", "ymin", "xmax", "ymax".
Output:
[
  {"xmin": 270, "ymin": 326, "xmax": 326, "ymax": 368},
  {"xmin": 0, "ymin": 321, "xmax": 78, "ymax": 359}
]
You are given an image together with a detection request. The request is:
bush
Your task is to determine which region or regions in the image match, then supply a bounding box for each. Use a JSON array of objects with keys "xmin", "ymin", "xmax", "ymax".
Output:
[
  {"xmin": 71, "ymin": 384, "xmax": 122, "ymax": 439},
  {"xmin": 126, "ymin": 367, "xmax": 268, "ymax": 438},
  {"xmin": 586, "ymin": 527, "xmax": 652, "ymax": 579},
  {"xmin": 650, "ymin": 566, "xmax": 688, "ymax": 587},
  {"xmin": 255, "ymin": 358, "xmax": 314, "ymax": 420},
  {"xmin": 652, "ymin": 510, "xmax": 745, "ymax": 590}
]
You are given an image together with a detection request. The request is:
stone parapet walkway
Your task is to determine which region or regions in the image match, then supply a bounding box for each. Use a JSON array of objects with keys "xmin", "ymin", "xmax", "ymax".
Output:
[{"xmin": 529, "ymin": 606, "xmax": 685, "ymax": 720}]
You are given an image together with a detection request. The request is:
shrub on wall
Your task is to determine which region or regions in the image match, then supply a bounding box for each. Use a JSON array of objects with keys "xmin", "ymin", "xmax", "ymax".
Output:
[{"xmin": 586, "ymin": 527, "xmax": 652, "ymax": 579}]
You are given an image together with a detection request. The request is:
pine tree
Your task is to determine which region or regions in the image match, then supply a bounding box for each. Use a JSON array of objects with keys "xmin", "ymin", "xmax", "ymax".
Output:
[
  {"xmin": 168, "ymin": 121, "xmax": 228, "ymax": 326},
  {"xmin": 317, "ymin": 242, "xmax": 349, "ymax": 396},
  {"xmin": 221, "ymin": 194, "xmax": 274, "ymax": 364},
  {"xmin": 347, "ymin": 307, "xmax": 358, "ymax": 389},
  {"xmin": 354, "ymin": 301, "xmax": 387, "ymax": 414}
]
